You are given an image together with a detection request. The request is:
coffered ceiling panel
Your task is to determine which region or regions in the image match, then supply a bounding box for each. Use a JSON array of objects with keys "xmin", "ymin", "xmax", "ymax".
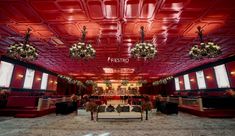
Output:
[{"xmin": 0, "ymin": 0, "xmax": 234, "ymax": 81}]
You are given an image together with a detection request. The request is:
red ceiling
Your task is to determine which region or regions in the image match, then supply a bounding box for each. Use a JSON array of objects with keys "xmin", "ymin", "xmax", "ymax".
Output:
[{"xmin": 0, "ymin": 0, "xmax": 235, "ymax": 81}]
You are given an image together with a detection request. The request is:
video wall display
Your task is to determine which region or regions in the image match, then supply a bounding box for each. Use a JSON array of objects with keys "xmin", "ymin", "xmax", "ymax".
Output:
[
  {"xmin": 40, "ymin": 73, "xmax": 48, "ymax": 90},
  {"xmin": 23, "ymin": 68, "xmax": 35, "ymax": 89},
  {"xmin": 174, "ymin": 77, "xmax": 180, "ymax": 91},
  {"xmin": 0, "ymin": 60, "xmax": 57, "ymax": 91},
  {"xmin": 214, "ymin": 64, "xmax": 230, "ymax": 88},
  {"xmin": 196, "ymin": 70, "xmax": 206, "ymax": 89},
  {"xmin": 0, "ymin": 61, "xmax": 14, "ymax": 88},
  {"xmin": 183, "ymin": 74, "xmax": 191, "ymax": 90},
  {"xmin": 174, "ymin": 62, "xmax": 234, "ymax": 91}
]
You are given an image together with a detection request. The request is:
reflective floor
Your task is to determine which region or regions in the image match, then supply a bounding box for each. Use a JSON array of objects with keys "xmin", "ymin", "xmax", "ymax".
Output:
[{"xmin": 0, "ymin": 111, "xmax": 234, "ymax": 136}]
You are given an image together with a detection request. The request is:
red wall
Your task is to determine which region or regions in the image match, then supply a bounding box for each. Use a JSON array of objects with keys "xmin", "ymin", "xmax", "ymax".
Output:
[
  {"xmin": 1, "ymin": 60, "xmax": 57, "ymax": 92},
  {"xmin": 204, "ymin": 67, "xmax": 217, "ymax": 89},
  {"xmin": 173, "ymin": 60, "xmax": 234, "ymax": 97},
  {"xmin": 10, "ymin": 65, "xmax": 26, "ymax": 88},
  {"xmin": 139, "ymin": 80, "xmax": 175, "ymax": 96},
  {"xmin": 179, "ymin": 76, "xmax": 185, "ymax": 90},
  {"xmin": 52, "ymin": 76, "xmax": 57, "ymax": 91},
  {"xmin": 10, "ymin": 65, "xmax": 57, "ymax": 91},
  {"xmin": 32, "ymin": 71, "xmax": 42, "ymax": 90},
  {"xmin": 56, "ymin": 77, "xmax": 79, "ymax": 95},
  {"xmin": 226, "ymin": 61, "xmax": 235, "ymax": 88},
  {"xmin": 189, "ymin": 72, "xmax": 198, "ymax": 90},
  {"xmin": 47, "ymin": 75, "xmax": 57, "ymax": 91}
]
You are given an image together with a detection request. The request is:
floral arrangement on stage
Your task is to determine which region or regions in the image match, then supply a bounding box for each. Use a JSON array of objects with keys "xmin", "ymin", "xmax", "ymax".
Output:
[
  {"xmin": 137, "ymin": 80, "xmax": 147, "ymax": 86},
  {"xmin": 121, "ymin": 80, "xmax": 129, "ymax": 86},
  {"xmin": 104, "ymin": 80, "xmax": 112, "ymax": 87}
]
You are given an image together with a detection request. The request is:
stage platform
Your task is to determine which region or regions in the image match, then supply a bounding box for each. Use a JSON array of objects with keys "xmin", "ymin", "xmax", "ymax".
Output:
[{"xmin": 179, "ymin": 105, "xmax": 235, "ymax": 118}]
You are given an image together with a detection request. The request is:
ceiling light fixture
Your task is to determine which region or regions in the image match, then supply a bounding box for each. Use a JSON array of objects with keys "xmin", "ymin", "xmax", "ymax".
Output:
[
  {"xmin": 131, "ymin": 26, "xmax": 157, "ymax": 60},
  {"xmin": 70, "ymin": 26, "xmax": 96, "ymax": 60},
  {"xmin": 7, "ymin": 28, "xmax": 38, "ymax": 61},
  {"xmin": 189, "ymin": 26, "xmax": 222, "ymax": 60},
  {"xmin": 103, "ymin": 68, "xmax": 135, "ymax": 74}
]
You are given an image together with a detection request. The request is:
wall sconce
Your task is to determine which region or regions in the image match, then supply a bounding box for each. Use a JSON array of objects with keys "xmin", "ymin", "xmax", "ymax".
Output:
[
  {"xmin": 206, "ymin": 76, "xmax": 211, "ymax": 79},
  {"xmin": 54, "ymin": 81, "xmax": 58, "ymax": 84},
  {"xmin": 190, "ymin": 79, "xmax": 194, "ymax": 82},
  {"xmin": 37, "ymin": 78, "xmax": 41, "ymax": 81},
  {"xmin": 18, "ymin": 74, "xmax": 24, "ymax": 78},
  {"xmin": 50, "ymin": 80, "xmax": 53, "ymax": 83},
  {"xmin": 231, "ymin": 71, "xmax": 235, "ymax": 75},
  {"xmin": 179, "ymin": 81, "xmax": 183, "ymax": 84}
]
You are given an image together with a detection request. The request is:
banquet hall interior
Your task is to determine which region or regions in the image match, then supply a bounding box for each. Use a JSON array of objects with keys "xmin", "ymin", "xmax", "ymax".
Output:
[{"xmin": 0, "ymin": 0, "xmax": 235, "ymax": 136}]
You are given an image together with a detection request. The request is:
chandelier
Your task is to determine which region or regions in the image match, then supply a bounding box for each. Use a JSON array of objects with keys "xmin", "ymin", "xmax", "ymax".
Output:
[
  {"xmin": 189, "ymin": 26, "xmax": 222, "ymax": 59},
  {"xmin": 7, "ymin": 28, "xmax": 38, "ymax": 61},
  {"xmin": 70, "ymin": 26, "xmax": 96, "ymax": 59},
  {"xmin": 131, "ymin": 26, "xmax": 157, "ymax": 60}
]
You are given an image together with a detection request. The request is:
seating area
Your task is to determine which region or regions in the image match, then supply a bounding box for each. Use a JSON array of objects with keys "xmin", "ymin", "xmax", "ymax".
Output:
[
  {"xmin": 167, "ymin": 96, "xmax": 235, "ymax": 118},
  {"xmin": 96, "ymin": 105, "xmax": 143, "ymax": 121}
]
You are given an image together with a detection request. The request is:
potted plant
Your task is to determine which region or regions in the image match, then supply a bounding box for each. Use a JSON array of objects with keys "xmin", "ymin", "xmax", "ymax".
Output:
[
  {"xmin": 85, "ymin": 101, "xmax": 97, "ymax": 120},
  {"xmin": 0, "ymin": 89, "xmax": 9, "ymax": 108}
]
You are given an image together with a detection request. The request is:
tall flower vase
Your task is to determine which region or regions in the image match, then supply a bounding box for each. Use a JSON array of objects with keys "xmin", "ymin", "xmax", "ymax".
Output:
[
  {"xmin": 145, "ymin": 110, "xmax": 148, "ymax": 120},
  {"xmin": 90, "ymin": 111, "xmax": 94, "ymax": 120},
  {"xmin": 85, "ymin": 101, "xmax": 97, "ymax": 121}
]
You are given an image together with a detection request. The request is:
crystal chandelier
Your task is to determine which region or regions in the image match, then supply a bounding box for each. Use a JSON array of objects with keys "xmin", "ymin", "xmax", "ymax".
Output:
[
  {"xmin": 7, "ymin": 28, "xmax": 38, "ymax": 61},
  {"xmin": 70, "ymin": 26, "xmax": 96, "ymax": 59},
  {"xmin": 131, "ymin": 26, "xmax": 157, "ymax": 60},
  {"xmin": 189, "ymin": 26, "xmax": 222, "ymax": 59}
]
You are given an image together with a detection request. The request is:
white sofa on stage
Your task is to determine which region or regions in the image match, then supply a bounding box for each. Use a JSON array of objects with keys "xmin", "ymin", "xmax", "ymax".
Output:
[{"xmin": 96, "ymin": 105, "xmax": 143, "ymax": 121}]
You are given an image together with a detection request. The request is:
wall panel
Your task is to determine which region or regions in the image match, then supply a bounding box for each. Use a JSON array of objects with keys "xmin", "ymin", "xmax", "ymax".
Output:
[
  {"xmin": 226, "ymin": 61, "xmax": 235, "ymax": 88},
  {"xmin": 178, "ymin": 76, "xmax": 185, "ymax": 90},
  {"xmin": 204, "ymin": 67, "xmax": 217, "ymax": 89},
  {"xmin": 10, "ymin": 65, "xmax": 26, "ymax": 88},
  {"xmin": 47, "ymin": 75, "xmax": 57, "ymax": 91},
  {"xmin": 188, "ymin": 72, "xmax": 198, "ymax": 90},
  {"xmin": 32, "ymin": 71, "xmax": 42, "ymax": 90}
]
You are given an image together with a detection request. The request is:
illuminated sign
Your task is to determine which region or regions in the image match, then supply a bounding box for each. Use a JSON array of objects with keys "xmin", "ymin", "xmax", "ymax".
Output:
[
  {"xmin": 103, "ymin": 68, "xmax": 135, "ymax": 74},
  {"xmin": 107, "ymin": 57, "xmax": 129, "ymax": 63}
]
